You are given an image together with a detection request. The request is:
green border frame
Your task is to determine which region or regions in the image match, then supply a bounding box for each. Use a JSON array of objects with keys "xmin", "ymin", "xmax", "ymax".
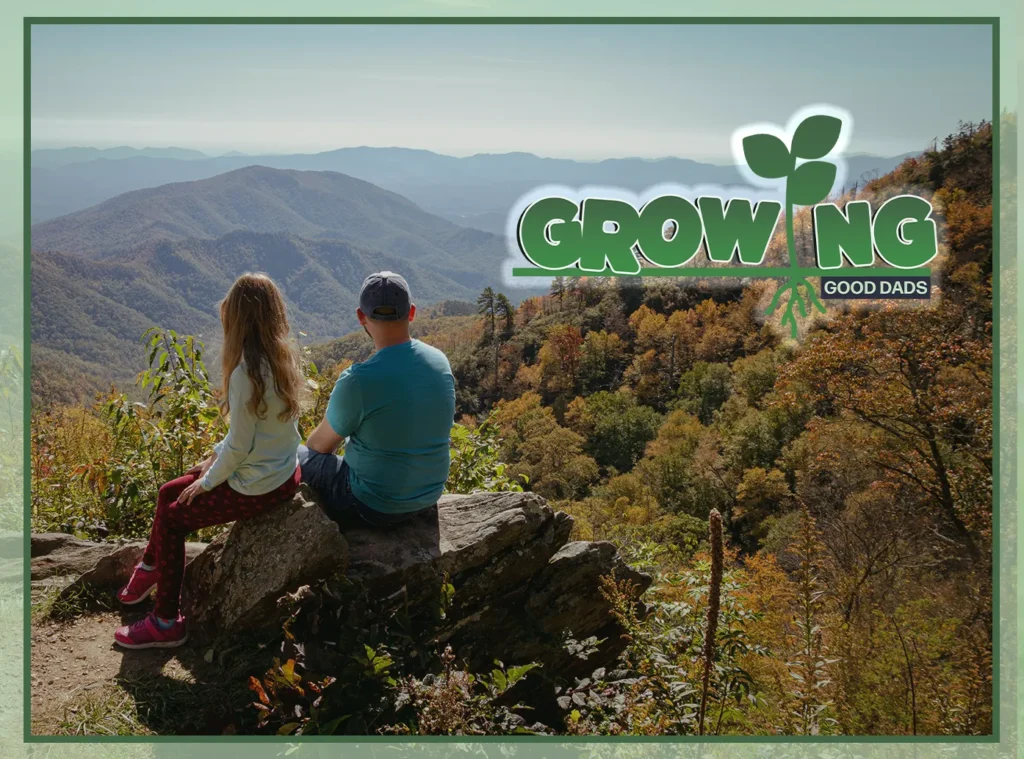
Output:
[{"xmin": 20, "ymin": 16, "xmax": 1003, "ymax": 746}]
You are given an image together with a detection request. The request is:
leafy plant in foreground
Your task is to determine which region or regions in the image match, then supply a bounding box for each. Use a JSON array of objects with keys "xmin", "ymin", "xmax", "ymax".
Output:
[
  {"xmin": 252, "ymin": 573, "xmax": 546, "ymax": 736},
  {"xmin": 75, "ymin": 329, "xmax": 224, "ymax": 537},
  {"xmin": 446, "ymin": 418, "xmax": 527, "ymax": 495}
]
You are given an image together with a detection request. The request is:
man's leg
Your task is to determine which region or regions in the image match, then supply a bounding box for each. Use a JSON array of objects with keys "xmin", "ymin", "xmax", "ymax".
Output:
[
  {"xmin": 298, "ymin": 446, "xmax": 436, "ymax": 529},
  {"xmin": 298, "ymin": 445, "xmax": 362, "ymax": 526}
]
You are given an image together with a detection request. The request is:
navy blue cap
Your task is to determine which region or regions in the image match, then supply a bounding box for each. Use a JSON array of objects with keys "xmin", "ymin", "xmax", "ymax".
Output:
[{"xmin": 359, "ymin": 271, "xmax": 411, "ymax": 321}]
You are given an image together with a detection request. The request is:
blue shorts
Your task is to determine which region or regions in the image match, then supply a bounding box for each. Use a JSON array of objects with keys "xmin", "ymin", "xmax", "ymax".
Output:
[{"xmin": 297, "ymin": 445, "xmax": 434, "ymax": 528}]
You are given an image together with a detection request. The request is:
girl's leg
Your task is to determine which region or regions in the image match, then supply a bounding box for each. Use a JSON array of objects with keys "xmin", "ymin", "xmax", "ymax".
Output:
[
  {"xmin": 141, "ymin": 474, "xmax": 195, "ymax": 567},
  {"xmin": 120, "ymin": 473, "xmax": 197, "ymax": 605},
  {"xmin": 115, "ymin": 468, "xmax": 300, "ymax": 649},
  {"xmin": 150, "ymin": 469, "xmax": 300, "ymax": 620}
]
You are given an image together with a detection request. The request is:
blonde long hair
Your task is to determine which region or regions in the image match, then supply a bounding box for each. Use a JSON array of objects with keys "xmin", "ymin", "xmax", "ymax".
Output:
[{"xmin": 219, "ymin": 273, "xmax": 301, "ymax": 422}]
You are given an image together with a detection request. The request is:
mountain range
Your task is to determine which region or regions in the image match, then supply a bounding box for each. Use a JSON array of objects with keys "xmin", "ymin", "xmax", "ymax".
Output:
[
  {"xmin": 31, "ymin": 146, "xmax": 917, "ymax": 233},
  {"xmin": 29, "ymin": 143, "xmax": 921, "ymax": 403},
  {"xmin": 32, "ymin": 165, "xmax": 505, "ymax": 284},
  {"xmin": 31, "ymin": 165, "xmax": 513, "ymax": 402},
  {"xmin": 31, "ymin": 146, "xmax": 213, "ymax": 169}
]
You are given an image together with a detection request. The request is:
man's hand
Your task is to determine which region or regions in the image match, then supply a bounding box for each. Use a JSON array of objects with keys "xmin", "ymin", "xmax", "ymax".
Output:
[
  {"xmin": 306, "ymin": 418, "xmax": 344, "ymax": 455},
  {"xmin": 177, "ymin": 479, "xmax": 207, "ymax": 505}
]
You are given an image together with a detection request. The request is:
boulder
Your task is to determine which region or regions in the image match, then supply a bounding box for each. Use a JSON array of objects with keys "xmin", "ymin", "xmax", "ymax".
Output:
[
  {"xmin": 32, "ymin": 532, "xmax": 88, "ymax": 558},
  {"xmin": 181, "ymin": 488, "xmax": 348, "ymax": 643},
  {"xmin": 524, "ymin": 541, "xmax": 651, "ymax": 675},
  {"xmin": 343, "ymin": 491, "xmax": 573, "ymax": 609},
  {"xmin": 32, "ymin": 533, "xmax": 111, "ymax": 580},
  {"xmin": 527, "ymin": 541, "xmax": 648, "ymax": 636},
  {"xmin": 31, "ymin": 533, "xmax": 205, "ymax": 582}
]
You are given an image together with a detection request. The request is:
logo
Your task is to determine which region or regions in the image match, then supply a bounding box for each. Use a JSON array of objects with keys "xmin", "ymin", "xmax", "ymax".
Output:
[{"xmin": 508, "ymin": 106, "xmax": 938, "ymax": 337}]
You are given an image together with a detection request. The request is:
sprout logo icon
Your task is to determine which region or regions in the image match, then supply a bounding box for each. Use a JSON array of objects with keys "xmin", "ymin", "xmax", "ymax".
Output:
[{"xmin": 741, "ymin": 114, "xmax": 842, "ymax": 336}]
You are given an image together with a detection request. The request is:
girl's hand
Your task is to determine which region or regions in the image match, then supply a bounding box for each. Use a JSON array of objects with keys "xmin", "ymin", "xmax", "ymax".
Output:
[{"xmin": 177, "ymin": 479, "xmax": 207, "ymax": 505}]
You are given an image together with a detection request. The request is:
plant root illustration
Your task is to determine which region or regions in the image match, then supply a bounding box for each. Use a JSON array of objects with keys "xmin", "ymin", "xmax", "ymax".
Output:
[{"xmin": 765, "ymin": 276, "xmax": 827, "ymax": 339}]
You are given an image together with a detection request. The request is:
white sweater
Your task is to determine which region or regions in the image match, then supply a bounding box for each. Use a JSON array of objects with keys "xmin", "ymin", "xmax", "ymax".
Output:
[{"xmin": 200, "ymin": 363, "xmax": 300, "ymax": 495}]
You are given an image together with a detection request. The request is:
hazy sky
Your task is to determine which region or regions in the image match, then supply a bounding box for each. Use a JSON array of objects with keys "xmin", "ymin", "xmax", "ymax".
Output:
[{"xmin": 31, "ymin": 23, "xmax": 993, "ymax": 161}]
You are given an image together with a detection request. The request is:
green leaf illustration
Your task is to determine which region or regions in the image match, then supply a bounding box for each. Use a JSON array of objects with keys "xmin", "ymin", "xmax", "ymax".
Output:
[
  {"xmin": 791, "ymin": 115, "xmax": 842, "ymax": 160},
  {"xmin": 742, "ymin": 133, "xmax": 793, "ymax": 179},
  {"xmin": 788, "ymin": 160, "xmax": 837, "ymax": 206}
]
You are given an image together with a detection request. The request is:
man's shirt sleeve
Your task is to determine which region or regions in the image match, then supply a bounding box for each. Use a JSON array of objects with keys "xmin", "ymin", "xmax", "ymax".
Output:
[{"xmin": 325, "ymin": 367, "xmax": 363, "ymax": 439}]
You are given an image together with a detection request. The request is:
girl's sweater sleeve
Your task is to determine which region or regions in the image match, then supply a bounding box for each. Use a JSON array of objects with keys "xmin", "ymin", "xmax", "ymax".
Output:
[{"xmin": 200, "ymin": 367, "xmax": 257, "ymax": 491}]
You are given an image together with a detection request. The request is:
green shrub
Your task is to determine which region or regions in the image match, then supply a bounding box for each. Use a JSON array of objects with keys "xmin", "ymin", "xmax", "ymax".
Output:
[
  {"xmin": 446, "ymin": 417, "xmax": 526, "ymax": 495},
  {"xmin": 34, "ymin": 329, "xmax": 224, "ymax": 539}
]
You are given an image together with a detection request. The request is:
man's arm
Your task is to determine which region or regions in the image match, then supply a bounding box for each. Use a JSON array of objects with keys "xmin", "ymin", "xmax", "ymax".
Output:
[
  {"xmin": 306, "ymin": 417, "xmax": 344, "ymax": 454},
  {"xmin": 306, "ymin": 368, "xmax": 363, "ymax": 454}
]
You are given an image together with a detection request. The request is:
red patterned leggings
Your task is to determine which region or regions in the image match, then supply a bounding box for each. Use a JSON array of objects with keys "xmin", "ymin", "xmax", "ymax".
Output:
[{"xmin": 142, "ymin": 467, "xmax": 301, "ymax": 618}]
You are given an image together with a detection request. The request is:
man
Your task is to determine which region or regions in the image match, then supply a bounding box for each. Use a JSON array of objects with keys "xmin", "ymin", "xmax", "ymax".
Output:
[{"xmin": 300, "ymin": 271, "xmax": 456, "ymax": 527}]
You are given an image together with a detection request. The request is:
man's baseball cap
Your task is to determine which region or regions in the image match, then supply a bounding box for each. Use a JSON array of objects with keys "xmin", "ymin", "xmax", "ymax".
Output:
[{"xmin": 359, "ymin": 271, "xmax": 411, "ymax": 321}]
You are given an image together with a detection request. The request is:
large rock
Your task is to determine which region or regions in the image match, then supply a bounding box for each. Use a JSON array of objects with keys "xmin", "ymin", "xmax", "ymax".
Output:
[
  {"xmin": 32, "ymin": 533, "xmax": 205, "ymax": 582},
  {"xmin": 34, "ymin": 486, "xmax": 650, "ymax": 681},
  {"xmin": 32, "ymin": 533, "xmax": 118, "ymax": 580},
  {"xmin": 524, "ymin": 541, "xmax": 651, "ymax": 675},
  {"xmin": 181, "ymin": 488, "xmax": 348, "ymax": 643},
  {"xmin": 329, "ymin": 490, "xmax": 648, "ymax": 674},
  {"xmin": 343, "ymin": 491, "xmax": 573, "ymax": 609}
]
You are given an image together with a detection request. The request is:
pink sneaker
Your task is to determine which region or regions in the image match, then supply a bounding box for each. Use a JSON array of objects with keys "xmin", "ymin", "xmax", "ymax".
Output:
[
  {"xmin": 117, "ymin": 564, "xmax": 157, "ymax": 605},
  {"xmin": 114, "ymin": 613, "xmax": 187, "ymax": 650}
]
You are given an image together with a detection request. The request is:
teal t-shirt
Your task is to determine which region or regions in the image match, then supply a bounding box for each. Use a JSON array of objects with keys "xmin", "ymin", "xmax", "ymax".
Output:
[{"xmin": 326, "ymin": 339, "xmax": 456, "ymax": 514}]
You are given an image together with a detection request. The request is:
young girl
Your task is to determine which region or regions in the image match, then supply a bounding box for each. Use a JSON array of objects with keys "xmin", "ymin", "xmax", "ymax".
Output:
[{"xmin": 114, "ymin": 273, "xmax": 303, "ymax": 649}]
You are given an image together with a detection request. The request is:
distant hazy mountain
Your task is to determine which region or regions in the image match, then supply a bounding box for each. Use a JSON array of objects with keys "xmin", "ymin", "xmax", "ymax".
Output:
[
  {"xmin": 31, "ymin": 146, "xmax": 210, "ymax": 169},
  {"xmin": 30, "ymin": 165, "xmax": 521, "ymax": 400},
  {"xmin": 32, "ymin": 165, "xmax": 506, "ymax": 289},
  {"xmin": 30, "ymin": 146, "xmax": 918, "ymax": 229}
]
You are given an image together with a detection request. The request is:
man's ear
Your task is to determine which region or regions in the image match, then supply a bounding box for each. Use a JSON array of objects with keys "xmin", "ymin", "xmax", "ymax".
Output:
[
  {"xmin": 356, "ymin": 308, "xmax": 367, "ymax": 326},
  {"xmin": 408, "ymin": 304, "xmax": 417, "ymax": 324}
]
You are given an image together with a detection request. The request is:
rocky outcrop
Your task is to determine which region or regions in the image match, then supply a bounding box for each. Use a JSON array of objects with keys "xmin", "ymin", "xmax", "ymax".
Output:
[
  {"xmin": 32, "ymin": 487, "xmax": 650, "ymax": 677},
  {"xmin": 343, "ymin": 491, "xmax": 572, "ymax": 607},
  {"xmin": 181, "ymin": 493, "xmax": 348, "ymax": 640},
  {"xmin": 32, "ymin": 533, "xmax": 130, "ymax": 581},
  {"xmin": 32, "ymin": 533, "xmax": 206, "ymax": 593}
]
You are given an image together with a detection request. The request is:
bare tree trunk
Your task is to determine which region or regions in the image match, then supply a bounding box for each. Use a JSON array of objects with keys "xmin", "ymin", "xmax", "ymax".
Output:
[{"xmin": 698, "ymin": 509, "xmax": 724, "ymax": 736}]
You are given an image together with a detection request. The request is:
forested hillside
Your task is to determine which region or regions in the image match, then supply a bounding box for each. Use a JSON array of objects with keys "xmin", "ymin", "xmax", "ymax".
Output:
[
  {"xmin": 30, "ymin": 166, "xmax": 519, "ymax": 403},
  {"xmin": 30, "ymin": 119, "xmax": 999, "ymax": 736},
  {"xmin": 32, "ymin": 165, "xmax": 504, "ymax": 269}
]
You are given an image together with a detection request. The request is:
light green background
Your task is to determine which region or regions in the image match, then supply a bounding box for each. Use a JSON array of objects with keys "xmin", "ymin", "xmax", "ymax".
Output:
[{"xmin": 0, "ymin": 3, "xmax": 1018, "ymax": 758}]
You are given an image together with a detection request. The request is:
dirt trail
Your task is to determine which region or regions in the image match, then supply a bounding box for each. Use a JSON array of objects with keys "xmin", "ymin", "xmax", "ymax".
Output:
[{"xmin": 31, "ymin": 609, "xmax": 244, "ymax": 735}]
